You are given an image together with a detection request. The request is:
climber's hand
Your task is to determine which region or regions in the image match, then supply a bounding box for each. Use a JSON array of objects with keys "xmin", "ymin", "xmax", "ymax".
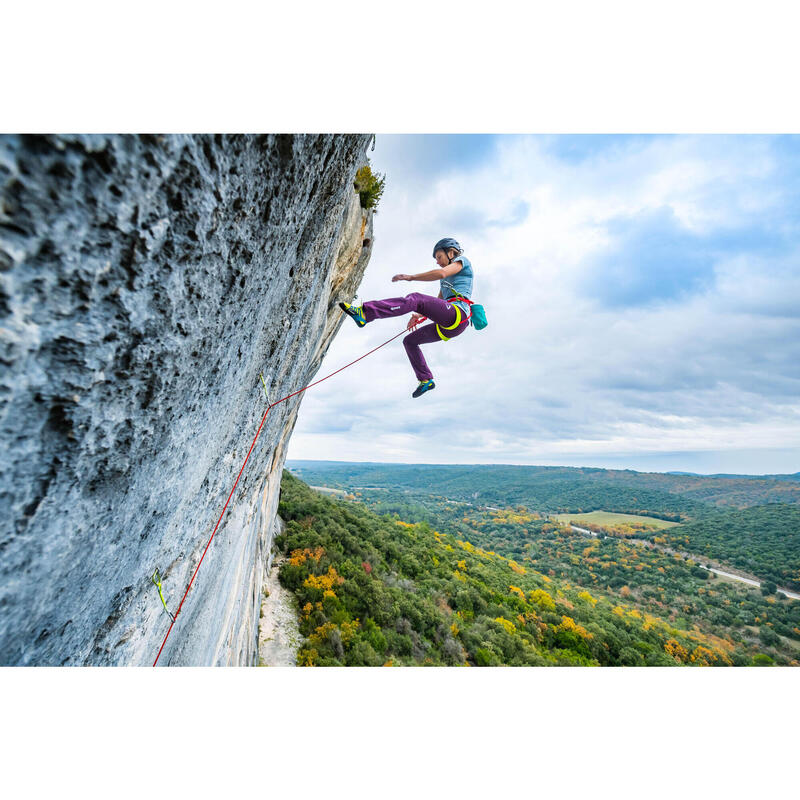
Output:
[
  {"xmin": 408, "ymin": 313, "xmax": 425, "ymax": 331},
  {"xmin": 392, "ymin": 274, "xmax": 413, "ymax": 282}
]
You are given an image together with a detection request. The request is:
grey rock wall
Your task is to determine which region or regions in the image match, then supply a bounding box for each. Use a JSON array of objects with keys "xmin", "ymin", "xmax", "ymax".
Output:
[{"xmin": 0, "ymin": 134, "xmax": 373, "ymax": 665}]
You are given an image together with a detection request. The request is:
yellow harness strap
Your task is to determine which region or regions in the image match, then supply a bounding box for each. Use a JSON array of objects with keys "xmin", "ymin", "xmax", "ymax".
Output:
[{"xmin": 435, "ymin": 304, "xmax": 463, "ymax": 341}]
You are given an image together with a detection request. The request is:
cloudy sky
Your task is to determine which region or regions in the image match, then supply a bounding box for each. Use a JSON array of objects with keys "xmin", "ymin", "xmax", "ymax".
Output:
[{"xmin": 287, "ymin": 135, "xmax": 800, "ymax": 475}]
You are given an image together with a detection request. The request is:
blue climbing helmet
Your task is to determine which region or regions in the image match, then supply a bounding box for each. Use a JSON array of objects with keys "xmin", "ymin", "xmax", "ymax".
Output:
[{"xmin": 432, "ymin": 237, "xmax": 462, "ymax": 260}]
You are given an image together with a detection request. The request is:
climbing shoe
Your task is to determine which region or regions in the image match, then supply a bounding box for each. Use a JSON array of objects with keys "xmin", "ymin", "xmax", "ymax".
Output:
[
  {"xmin": 412, "ymin": 379, "xmax": 435, "ymax": 398},
  {"xmin": 339, "ymin": 301, "xmax": 366, "ymax": 327}
]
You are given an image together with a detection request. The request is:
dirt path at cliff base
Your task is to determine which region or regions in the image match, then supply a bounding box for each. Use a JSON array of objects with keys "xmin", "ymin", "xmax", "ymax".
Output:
[{"xmin": 258, "ymin": 556, "xmax": 303, "ymax": 666}]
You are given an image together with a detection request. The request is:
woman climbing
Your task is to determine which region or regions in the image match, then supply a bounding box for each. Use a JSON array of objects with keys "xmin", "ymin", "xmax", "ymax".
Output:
[{"xmin": 339, "ymin": 237, "xmax": 474, "ymax": 398}]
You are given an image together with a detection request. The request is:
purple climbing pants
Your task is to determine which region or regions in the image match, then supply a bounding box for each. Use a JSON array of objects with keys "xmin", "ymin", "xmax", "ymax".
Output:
[{"xmin": 361, "ymin": 292, "xmax": 469, "ymax": 382}]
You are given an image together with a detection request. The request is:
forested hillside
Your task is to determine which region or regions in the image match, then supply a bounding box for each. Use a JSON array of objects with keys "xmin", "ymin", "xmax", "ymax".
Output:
[
  {"xmin": 647, "ymin": 505, "xmax": 800, "ymax": 591},
  {"xmin": 288, "ymin": 461, "xmax": 800, "ymax": 520},
  {"xmin": 277, "ymin": 471, "xmax": 800, "ymax": 666}
]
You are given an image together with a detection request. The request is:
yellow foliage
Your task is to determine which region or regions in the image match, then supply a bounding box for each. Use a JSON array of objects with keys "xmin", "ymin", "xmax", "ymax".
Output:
[
  {"xmin": 309, "ymin": 621, "xmax": 337, "ymax": 646},
  {"xmin": 450, "ymin": 621, "xmax": 460, "ymax": 637},
  {"xmin": 299, "ymin": 648, "xmax": 319, "ymax": 666},
  {"xmin": 494, "ymin": 617, "xmax": 516, "ymax": 635},
  {"xmin": 457, "ymin": 539, "xmax": 475, "ymax": 553},
  {"xmin": 642, "ymin": 614, "xmax": 659, "ymax": 632},
  {"xmin": 303, "ymin": 565, "xmax": 344, "ymax": 592},
  {"xmin": 432, "ymin": 555, "xmax": 439, "ymax": 566},
  {"xmin": 509, "ymin": 560, "xmax": 526, "ymax": 575},
  {"xmin": 509, "ymin": 585, "xmax": 526, "ymax": 600},
  {"xmin": 529, "ymin": 589, "xmax": 556, "ymax": 611},
  {"xmin": 489, "ymin": 508, "xmax": 536, "ymax": 526},
  {"xmin": 457, "ymin": 560, "xmax": 467, "ymax": 571},
  {"xmin": 517, "ymin": 610, "xmax": 540, "ymax": 626},
  {"xmin": 578, "ymin": 590, "xmax": 597, "ymax": 607},
  {"xmin": 289, "ymin": 546, "xmax": 324, "ymax": 566},
  {"xmin": 560, "ymin": 615, "xmax": 592, "ymax": 639},
  {"xmin": 395, "ymin": 520, "xmax": 416, "ymax": 529},
  {"xmin": 664, "ymin": 639, "xmax": 689, "ymax": 662},
  {"xmin": 453, "ymin": 570, "xmax": 467, "ymax": 582},
  {"xmin": 322, "ymin": 589, "xmax": 337, "ymax": 600},
  {"xmin": 308, "ymin": 619, "xmax": 360, "ymax": 650},
  {"xmin": 339, "ymin": 619, "xmax": 360, "ymax": 645},
  {"xmin": 612, "ymin": 606, "xmax": 625, "ymax": 617},
  {"xmin": 689, "ymin": 645, "xmax": 718, "ymax": 665}
]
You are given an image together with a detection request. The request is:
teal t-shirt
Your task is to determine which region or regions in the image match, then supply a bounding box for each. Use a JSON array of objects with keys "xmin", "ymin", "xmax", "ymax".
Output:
[{"xmin": 440, "ymin": 255, "xmax": 474, "ymax": 319}]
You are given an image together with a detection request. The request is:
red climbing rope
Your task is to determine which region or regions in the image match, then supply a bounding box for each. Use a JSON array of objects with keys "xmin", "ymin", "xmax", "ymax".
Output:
[{"xmin": 152, "ymin": 321, "xmax": 418, "ymax": 665}]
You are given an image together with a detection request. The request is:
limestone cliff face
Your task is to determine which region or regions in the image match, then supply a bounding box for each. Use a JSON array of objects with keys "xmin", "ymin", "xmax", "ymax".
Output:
[{"xmin": 0, "ymin": 134, "xmax": 373, "ymax": 665}]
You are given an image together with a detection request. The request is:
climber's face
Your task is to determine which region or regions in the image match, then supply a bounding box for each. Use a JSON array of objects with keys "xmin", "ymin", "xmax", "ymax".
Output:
[{"xmin": 434, "ymin": 249, "xmax": 453, "ymax": 267}]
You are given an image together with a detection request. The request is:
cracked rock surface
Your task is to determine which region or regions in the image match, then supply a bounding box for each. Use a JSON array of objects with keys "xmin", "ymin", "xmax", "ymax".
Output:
[{"xmin": 0, "ymin": 133, "xmax": 373, "ymax": 665}]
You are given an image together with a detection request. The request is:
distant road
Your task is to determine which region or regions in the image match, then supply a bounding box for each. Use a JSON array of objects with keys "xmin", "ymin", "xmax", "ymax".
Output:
[{"xmin": 567, "ymin": 523, "xmax": 800, "ymax": 601}]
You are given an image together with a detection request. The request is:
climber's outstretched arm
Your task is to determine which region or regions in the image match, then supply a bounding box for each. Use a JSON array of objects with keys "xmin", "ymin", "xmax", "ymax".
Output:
[{"xmin": 392, "ymin": 262, "xmax": 464, "ymax": 283}]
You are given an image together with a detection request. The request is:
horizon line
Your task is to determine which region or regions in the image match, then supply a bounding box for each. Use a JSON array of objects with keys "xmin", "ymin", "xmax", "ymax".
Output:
[{"xmin": 285, "ymin": 459, "xmax": 800, "ymax": 479}]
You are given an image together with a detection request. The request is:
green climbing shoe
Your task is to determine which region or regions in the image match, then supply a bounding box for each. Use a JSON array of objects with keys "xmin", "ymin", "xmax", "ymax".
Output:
[
  {"xmin": 339, "ymin": 301, "xmax": 366, "ymax": 328},
  {"xmin": 412, "ymin": 379, "xmax": 435, "ymax": 398}
]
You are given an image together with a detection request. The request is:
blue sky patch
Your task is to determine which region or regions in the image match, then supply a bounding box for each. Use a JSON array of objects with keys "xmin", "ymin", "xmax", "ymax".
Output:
[{"xmin": 585, "ymin": 207, "xmax": 729, "ymax": 308}]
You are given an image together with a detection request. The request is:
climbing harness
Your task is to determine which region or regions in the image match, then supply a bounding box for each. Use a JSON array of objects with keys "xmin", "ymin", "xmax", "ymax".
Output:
[
  {"xmin": 151, "ymin": 568, "xmax": 175, "ymax": 622},
  {"xmin": 435, "ymin": 304, "xmax": 464, "ymax": 341},
  {"xmin": 440, "ymin": 278, "xmax": 487, "ymax": 332},
  {"xmin": 151, "ymin": 319, "xmax": 420, "ymax": 666}
]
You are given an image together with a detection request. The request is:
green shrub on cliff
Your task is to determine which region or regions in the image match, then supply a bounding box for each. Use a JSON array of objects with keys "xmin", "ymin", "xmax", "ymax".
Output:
[{"xmin": 354, "ymin": 163, "xmax": 385, "ymax": 210}]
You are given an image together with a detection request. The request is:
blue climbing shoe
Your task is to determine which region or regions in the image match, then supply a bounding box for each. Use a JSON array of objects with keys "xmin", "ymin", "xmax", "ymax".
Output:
[
  {"xmin": 412, "ymin": 379, "xmax": 435, "ymax": 398},
  {"xmin": 339, "ymin": 301, "xmax": 366, "ymax": 328}
]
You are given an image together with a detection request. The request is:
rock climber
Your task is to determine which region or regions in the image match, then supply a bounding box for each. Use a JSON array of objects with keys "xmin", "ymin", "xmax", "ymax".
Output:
[{"xmin": 339, "ymin": 237, "xmax": 473, "ymax": 398}]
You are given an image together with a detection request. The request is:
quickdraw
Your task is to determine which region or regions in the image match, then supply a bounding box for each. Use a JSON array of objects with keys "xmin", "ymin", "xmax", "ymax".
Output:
[
  {"xmin": 259, "ymin": 372, "xmax": 271, "ymax": 405},
  {"xmin": 151, "ymin": 568, "xmax": 175, "ymax": 622}
]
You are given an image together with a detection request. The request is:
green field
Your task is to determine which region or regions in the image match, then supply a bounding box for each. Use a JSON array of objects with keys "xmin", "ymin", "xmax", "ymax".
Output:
[{"xmin": 550, "ymin": 510, "xmax": 680, "ymax": 529}]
